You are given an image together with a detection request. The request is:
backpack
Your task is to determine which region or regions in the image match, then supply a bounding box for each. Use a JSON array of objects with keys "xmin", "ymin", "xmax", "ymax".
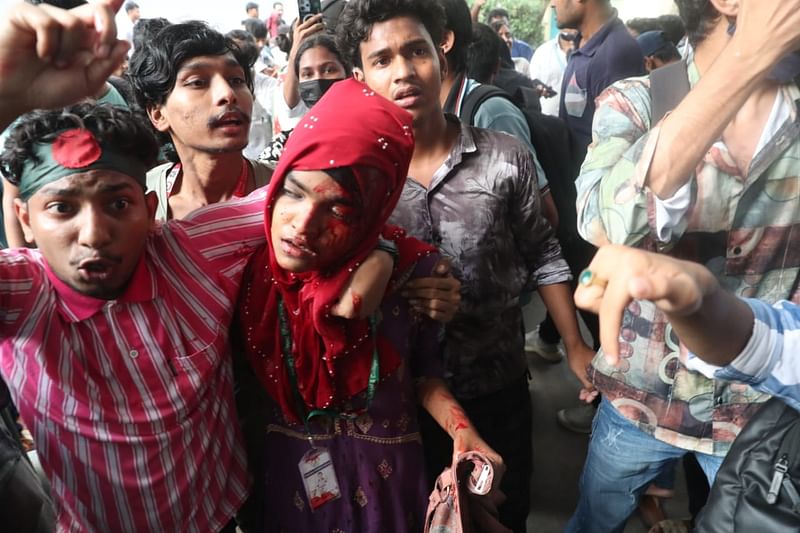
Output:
[
  {"xmin": 695, "ymin": 398, "xmax": 800, "ymax": 532},
  {"xmin": 460, "ymin": 84, "xmax": 582, "ymax": 247}
]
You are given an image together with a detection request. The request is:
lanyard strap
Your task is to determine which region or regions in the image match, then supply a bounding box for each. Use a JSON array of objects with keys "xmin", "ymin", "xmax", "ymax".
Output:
[{"xmin": 277, "ymin": 296, "xmax": 380, "ymax": 433}]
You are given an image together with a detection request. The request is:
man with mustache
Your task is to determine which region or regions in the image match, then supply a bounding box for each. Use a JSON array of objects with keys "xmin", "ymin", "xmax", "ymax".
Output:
[
  {"xmin": 127, "ymin": 22, "xmax": 274, "ymax": 222},
  {"xmin": 0, "ymin": 2, "xmax": 405, "ymax": 529}
]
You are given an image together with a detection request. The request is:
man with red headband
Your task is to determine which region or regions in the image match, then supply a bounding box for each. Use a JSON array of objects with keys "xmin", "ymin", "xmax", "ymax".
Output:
[{"xmin": 0, "ymin": 1, "xmax": 401, "ymax": 530}]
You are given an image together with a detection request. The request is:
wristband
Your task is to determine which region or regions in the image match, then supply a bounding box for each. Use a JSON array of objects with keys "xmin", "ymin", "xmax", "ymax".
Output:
[{"xmin": 375, "ymin": 237, "xmax": 399, "ymax": 265}]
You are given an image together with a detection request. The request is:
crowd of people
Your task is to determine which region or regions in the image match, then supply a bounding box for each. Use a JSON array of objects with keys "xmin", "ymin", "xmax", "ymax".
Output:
[{"xmin": 0, "ymin": 0, "xmax": 798, "ymax": 532}]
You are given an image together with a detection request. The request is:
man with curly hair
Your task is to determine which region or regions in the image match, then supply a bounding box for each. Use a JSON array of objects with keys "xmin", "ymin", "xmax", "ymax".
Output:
[
  {"xmin": 127, "ymin": 21, "xmax": 275, "ymax": 223},
  {"xmin": 337, "ymin": 1, "xmax": 595, "ymax": 530},
  {"xmin": 0, "ymin": 2, "xmax": 398, "ymax": 530}
]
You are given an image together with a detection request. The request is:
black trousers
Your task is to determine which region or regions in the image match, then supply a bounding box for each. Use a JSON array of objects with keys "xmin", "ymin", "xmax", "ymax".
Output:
[{"xmin": 419, "ymin": 374, "xmax": 533, "ymax": 533}]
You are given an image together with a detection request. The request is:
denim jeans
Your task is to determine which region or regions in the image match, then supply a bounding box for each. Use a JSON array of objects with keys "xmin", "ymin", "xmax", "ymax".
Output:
[{"xmin": 565, "ymin": 398, "xmax": 723, "ymax": 533}]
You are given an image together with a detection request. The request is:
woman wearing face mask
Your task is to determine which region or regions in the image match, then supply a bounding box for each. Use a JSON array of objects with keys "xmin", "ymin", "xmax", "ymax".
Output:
[
  {"xmin": 262, "ymin": 16, "xmax": 348, "ymax": 166},
  {"xmin": 238, "ymin": 79, "xmax": 502, "ymax": 532}
]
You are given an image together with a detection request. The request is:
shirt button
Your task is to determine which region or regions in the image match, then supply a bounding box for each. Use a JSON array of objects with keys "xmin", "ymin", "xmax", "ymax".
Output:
[
  {"xmin": 732, "ymin": 247, "xmax": 742, "ymax": 256},
  {"xmin": 129, "ymin": 350, "xmax": 139, "ymax": 358}
]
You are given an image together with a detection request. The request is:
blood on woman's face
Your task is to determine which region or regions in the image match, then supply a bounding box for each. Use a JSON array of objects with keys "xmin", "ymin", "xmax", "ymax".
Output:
[{"xmin": 270, "ymin": 170, "xmax": 364, "ymax": 273}]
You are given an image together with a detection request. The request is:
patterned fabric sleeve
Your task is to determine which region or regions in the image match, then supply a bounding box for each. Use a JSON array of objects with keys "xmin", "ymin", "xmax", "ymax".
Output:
[
  {"xmin": 508, "ymin": 147, "xmax": 571, "ymax": 288},
  {"xmin": 686, "ymin": 298, "xmax": 800, "ymax": 411},
  {"xmin": 576, "ymin": 78, "xmax": 692, "ymax": 248}
]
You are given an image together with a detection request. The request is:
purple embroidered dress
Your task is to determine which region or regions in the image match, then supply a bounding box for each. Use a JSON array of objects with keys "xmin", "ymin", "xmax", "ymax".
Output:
[{"xmin": 257, "ymin": 257, "xmax": 443, "ymax": 533}]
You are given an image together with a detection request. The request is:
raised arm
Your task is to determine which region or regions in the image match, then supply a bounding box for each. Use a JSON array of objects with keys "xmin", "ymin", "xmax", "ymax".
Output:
[
  {"xmin": 469, "ymin": 0, "xmax": 486, "ymax": 23},
  {"xmin": 645, "ymin": 0, "xmax": 800, "ymax": 199},
  {"xmin": 282, "ymin": 15, "xmax": 324, "ymax": 111},
  {"xmin": 0, "ymin": 0, "xmax": 129, "ymax": 130}
]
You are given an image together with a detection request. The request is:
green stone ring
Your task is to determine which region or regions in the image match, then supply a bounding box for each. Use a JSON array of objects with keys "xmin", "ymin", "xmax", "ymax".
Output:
[{"xmin": 579, "ymin": 269, "xmax": 607, "ymax": 288}]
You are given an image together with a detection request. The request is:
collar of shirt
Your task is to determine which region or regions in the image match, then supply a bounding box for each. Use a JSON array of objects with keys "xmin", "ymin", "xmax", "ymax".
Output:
[
  {"xmin": 45, "ymin": 253, "xmax": 158, "ymax": 322},
  {"xmin": 574, "ymin": 12, "xmax": 623, "ymax": 58},
  {"xmin": 418, "ymin": 116, "xmax": 478, "ymax": 192},
  {"xmin": 443, "ymin": 71, "xmax": 469, "ymax": 117}
]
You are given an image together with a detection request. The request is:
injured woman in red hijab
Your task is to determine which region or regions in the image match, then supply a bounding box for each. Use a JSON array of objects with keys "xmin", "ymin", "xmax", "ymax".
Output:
[{"xmin": 235, "ymin": 78, "xmax": 502, "ymax": 532}]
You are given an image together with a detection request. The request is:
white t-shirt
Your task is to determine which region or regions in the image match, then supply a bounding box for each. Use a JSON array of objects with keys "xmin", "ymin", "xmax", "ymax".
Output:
[
  {"xmin": 245, "ymin": 72, "xmax": 279, "ymax": 160},
  {"xmin": 528, "ymin": 37, "xmax": 568, "ymax": 117}
]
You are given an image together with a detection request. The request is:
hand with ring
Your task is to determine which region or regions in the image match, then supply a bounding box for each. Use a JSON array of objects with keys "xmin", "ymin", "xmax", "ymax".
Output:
[{"xmin": 574, "ymin": 245, "xmax": 719, "ymax": 366}]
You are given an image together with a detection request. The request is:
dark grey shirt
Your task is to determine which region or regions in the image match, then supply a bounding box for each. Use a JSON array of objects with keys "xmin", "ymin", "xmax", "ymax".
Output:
[{"xmin": 390, "ymin": 118, "xmax": 571, "ymax": 399}]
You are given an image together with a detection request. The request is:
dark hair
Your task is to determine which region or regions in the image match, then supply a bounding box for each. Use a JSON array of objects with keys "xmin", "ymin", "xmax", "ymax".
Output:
[
  {"xmin": 657, "ymin": 14, "xmax": 686, "ymax": 45},
  {"xmin": 326, "ymin": 167, "xmax": 362, "ymax": 209},
  {"xmin": 466, "ymin": 23, "xmax": 502, "ymax": 84},
  {"xmin": 651, "ymin": 42, "xmax": 682, "ymax": 63},
  {"xmin": 440, "ymin": 0, "xmax": 473, "ymax": 75},
  {"xmin": 293, "ymin": 33, "xmax": 351, "ymax": 77},
  {"xmin": 26, "ymin": 0, "xmax": 86, "ymax": 7},
  {"xmin": 321, "ymin": 0, "xmax": 347, "ymax": 35},
  {"xmin": 335, "ymin": 0, "xmax": 446, "ymax": 70},
  {"xmin": 489, "ymin": 19, "xmax": 509, "ymax": 34},
  {"xmin": 227, "ymin": 29, "xmax": 261, "ymax": 68},
  {"xmin": 127, "ymin": 21, "xmax": 255, "ymax": 110},
  {"xmin": 0, "ymin": 103, "xmax": 159, "ymax": 186},
  {"xmin": 131, "ymin": 17, "xmax": 171, "ymax": 54},
  {"xmin": 674, "ymin": 0, "xmax": 720, "ymax": 46},
  {"xmin": 486, "ymin": 7, "xmax": 509, "ymax": 23},
  {"xmin": 125, "ymin": 1, "xmax": 138, "ymax": 11},
  {"xmin": 106, "ymin": 75, "xmax": 137, "ymax": 107},
  {"xmin": 275, "ymin": 23, "xmax": 294, "ymax": 54},
  {"xmin": 243, "ymin": 18, "xmax": 268, "ymax": 40},
  {"xmin": 625, "ymin": 17, "xmax": 661, "ymax": 37}
]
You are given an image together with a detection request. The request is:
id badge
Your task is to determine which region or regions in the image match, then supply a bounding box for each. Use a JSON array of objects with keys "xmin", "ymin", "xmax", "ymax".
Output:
[{"xmin": 299, "ymin": 447, "xmax": 341, "ymax": 511}]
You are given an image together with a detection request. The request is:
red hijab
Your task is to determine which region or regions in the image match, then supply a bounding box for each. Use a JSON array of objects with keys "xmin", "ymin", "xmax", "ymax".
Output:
[{"xmin": 239, "ymin": 79, "xmax": 436, "ymax": 422}]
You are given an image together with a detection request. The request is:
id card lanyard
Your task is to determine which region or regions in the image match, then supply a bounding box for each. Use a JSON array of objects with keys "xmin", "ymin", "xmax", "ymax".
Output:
[
  {"xmin": 278, "ymin": 296, "xmax": 380, "ymax": 511},
  {"xmin": 277, "ymin": 296, "xmax": 380, "ymax": 442}
]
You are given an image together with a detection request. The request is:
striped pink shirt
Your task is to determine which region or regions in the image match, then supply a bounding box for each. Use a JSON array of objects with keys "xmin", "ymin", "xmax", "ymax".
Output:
[{"xmin": 0, "ymin": 189, "xmax": 267, "ymax": 532}]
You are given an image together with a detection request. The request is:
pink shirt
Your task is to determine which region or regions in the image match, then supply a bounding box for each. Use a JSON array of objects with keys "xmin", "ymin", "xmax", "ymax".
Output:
[{"xmin": 0, "ymin": 189, "xmax": 267, "ymax": 532}]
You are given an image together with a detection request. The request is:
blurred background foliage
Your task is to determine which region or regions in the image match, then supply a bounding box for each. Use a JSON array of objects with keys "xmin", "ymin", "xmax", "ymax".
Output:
[{"xmin": 476, "ymin": 0, "xmax": 549, "ymax": 47}]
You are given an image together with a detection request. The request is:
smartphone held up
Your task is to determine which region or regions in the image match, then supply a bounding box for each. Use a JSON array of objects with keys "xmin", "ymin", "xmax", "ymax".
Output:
[{"xmin": 298, "ymin": 0, "xmax": 321, "ymax": 22}]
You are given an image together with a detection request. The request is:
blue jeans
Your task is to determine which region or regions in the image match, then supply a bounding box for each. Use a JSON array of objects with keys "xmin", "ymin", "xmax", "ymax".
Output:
[{"xmin": 565, "ymin": 398, "xmax": 724, "ymax": 533}]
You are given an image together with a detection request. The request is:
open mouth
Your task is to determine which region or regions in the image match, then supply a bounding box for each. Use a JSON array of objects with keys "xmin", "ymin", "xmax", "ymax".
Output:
[
  {"xmin": 281, "ymin": 238, "xmax": 317, "ymax": 258},
  {"xmin": 76, "ymin": 258, "xmax": 117, "ymax": 282},
  {"xmin": 211, "ymin": 111, "xmax": 250, "ymax": 129},
  {"xmin": 393, "ymin": 86, "xmax": 422, "ymax": 108}
]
